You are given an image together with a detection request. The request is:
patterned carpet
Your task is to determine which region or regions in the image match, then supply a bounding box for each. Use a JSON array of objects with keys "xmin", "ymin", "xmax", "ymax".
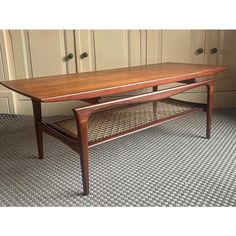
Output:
[{"xmin": 0, "ymin": 109, "xmax": 236, "ymax": 206}]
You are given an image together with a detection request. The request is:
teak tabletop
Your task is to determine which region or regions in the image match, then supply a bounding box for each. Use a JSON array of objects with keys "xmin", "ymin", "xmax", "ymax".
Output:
[{"xmin": 0, "ymin": 63, "xmax": 226, "ymax": 102}]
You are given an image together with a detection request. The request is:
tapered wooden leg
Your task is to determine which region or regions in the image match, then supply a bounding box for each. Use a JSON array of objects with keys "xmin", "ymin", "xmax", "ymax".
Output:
[
  {"xmin": 76, "ymin": 117, "xmax": 89, "ymax": 196},
  {"xmin": 206, "ymin": 82, "xmax": 214, "ymax": 139},
  {"xmin": 153, "ymin": 86, "xmax": 158, "ymax": 115},
  {"xmin": 32, "ymin": 100, "xmax": 44, "ymax": 159}
]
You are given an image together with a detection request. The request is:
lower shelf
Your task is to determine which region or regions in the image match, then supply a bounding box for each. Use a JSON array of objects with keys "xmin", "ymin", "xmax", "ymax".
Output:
[{"xmin": 48, "ymin": 98, "xmax": 205, "ymax": 147}]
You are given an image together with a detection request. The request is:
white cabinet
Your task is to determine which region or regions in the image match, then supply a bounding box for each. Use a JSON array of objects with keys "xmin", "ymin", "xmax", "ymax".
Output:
[
  {"xmin": 0, "ymin": 31, "xmax": 10, "ymax": 82},
  {"xmin": 27, "ymin": 30, "xmax": 67, "ymax": 77},
  {"xmin": 93, "ymin": 30, "xmax": 147, "ymax": 96},
  {"xmin": 213, "ymin": 30, "xmax": 236, "ymax": 107},
  {"xmin": 93, "ymin": 30, "xmax": 129, "ymax": 70},
  {"xmin": 10, "ymin": 30, "xmax": 68, "ymax": 80},
  {"xmin": 161, "ymin": 30, "xmax": 220, "ymax": 65},
  {"xmin": 93, "ymin": 30, "xmax": 145, "ymax": 70},
  {"xmin": 146, "ymin": 30, "xmax": 162, "ymax": 64},
  {"xmin": 74, "ymin": 30, "xmax": 95, "ymax": 72},
  {"xmin": 204, "ymin": 30, "xmax": 220, "ymax": 65},
  {"xmin": 160, "ymin": 30, "xmax": 222, "ymax": 103},
  {"xmin": 9, "ymin": 30, "xmax": 95, "ymax": 115},
  {"xmin": 0, "ymin": 91, "xmax": 14, "ymax": 114},
  {"xmin": 0, "ymin": 44, "xmax": 6, "ymax": 80},
  {"xmin": 162, "ymin": 30, "xmax": 206, "ymax": 64},
  {"xmin": 10, "ymin": 30, "xmax": 96, "ymax": 79},
  {"xmin": 1, "ymin": 29, "xmax": 235, "ymax": 115},
  {"xmin": 0, "ymin": 30, "xmax": 15, "ymax": 114}
]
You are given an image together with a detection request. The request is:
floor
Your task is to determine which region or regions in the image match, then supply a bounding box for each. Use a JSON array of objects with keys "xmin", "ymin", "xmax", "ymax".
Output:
[{"xmin": 0, "ymin": 109, "xmax": 235, "ymax": 206}]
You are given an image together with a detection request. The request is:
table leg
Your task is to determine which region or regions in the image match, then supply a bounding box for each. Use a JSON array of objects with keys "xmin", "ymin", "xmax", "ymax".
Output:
[
  {"xmin": 153, "ymin": 86, "xmax": 158, "ymax": 116},
  {"xmin": 32, "ymin": 100, "xmax": 44, "ymax": 159},
  {"xmin": 74, "ymin": 111, "xmax": 90, "ymax": 196},
  {"xmin": 78, "ymin": 121, "xmax": 89, "ymax": 195},
  {"xmin": 206, "ymin": 81, "xmax": 214, "ymax": 139}
]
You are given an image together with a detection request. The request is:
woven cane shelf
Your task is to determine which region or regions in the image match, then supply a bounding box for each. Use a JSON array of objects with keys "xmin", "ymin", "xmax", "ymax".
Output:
[{"xmin": 48, "ymin": 98, "xmax": 205, "ymax": 147}]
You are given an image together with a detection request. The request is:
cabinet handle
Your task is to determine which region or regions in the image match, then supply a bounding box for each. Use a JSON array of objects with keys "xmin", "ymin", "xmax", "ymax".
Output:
[
  {"xmin": 67, "ymin": 53, "xmax": 74, "ymax": 59},
  {"xmin": 80, "ymin": 52, "xmax": 88, "ymax": 59},
  {"xmin": 210, "ymin": 48, "xmax": 218, "ymax": 54},
  {"xmin": 195, "ymin": 48, "xmax": 204, "ymax": 55}
]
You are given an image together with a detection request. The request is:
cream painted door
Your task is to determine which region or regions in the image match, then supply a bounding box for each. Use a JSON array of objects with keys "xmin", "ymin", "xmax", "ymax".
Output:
[
  {"xmin": 10, "ymin": 30, "xmax": 69, "ymax": 113},
  {"xmin": 161, "ymin": 30, "xmax": 208, "ymax": 102},
  {"xmin": 10, "ymin": 30, "xmax": 76, "ymax": 79},
  {"xmin": 204, "ymin": 30, "xmax": 220, "ymax": 66},
  {"xmin": 74, "ymin": 30, "xmax": 95, "ymax": 72},
  {"xmin": 162, "ymin": 30, "xmax": 206, "ymax": 64},
  {"xmin": 27, "ymin": 30, "xmax": 68, "ymax": 77},
  {"xmin": 161, "ymin": 30, "xmax": 219, "ymax": 102},
  {"xmin": 10, "ymin": 30, "xmax": 72, "ymax": 87},
  {"xmin": 0, "ymin": 31, "xmax": 15, "ymax": 114},
  {"xmin": 93, "ymin": 30, "xmax": 147, "ymax": 69},
  {"xmin": 0, "ymin": 42, "xmax": 6, "ymax": 81},
  {"xmin": 93, "ymin": 30, "xmax": 129, "ymax": 70},
  {"xmin": 93, "ymin": 30, "xmax": 145, "ymax": 96},
  {"xmin": 214, "ymin": 30, "xmax": 236, "ymax": 107},
  {"xmin": 146, "ymin": 30, "xmax": 162, "ymax": 65},
  {"xmin": 0, "ymin": 37, "xmax": 10, "ymax": 113},
  {"xmin": 217, "ymin": 30, "xmax": 236, "ymax": 90},
  {"xmin": 10, "ymin": 30, "xmax": 80, "ymax": 115}
]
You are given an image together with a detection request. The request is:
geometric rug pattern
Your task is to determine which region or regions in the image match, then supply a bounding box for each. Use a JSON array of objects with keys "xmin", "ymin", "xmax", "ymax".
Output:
[{"xmin": 0, "ymin": 109, "xmax": 235, "ymax": 206}]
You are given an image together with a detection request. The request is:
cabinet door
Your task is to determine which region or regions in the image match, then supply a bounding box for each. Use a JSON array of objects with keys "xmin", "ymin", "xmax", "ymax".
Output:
[
  {"xmin": 0, "ymin": 91, "xmax": 14, "ymax": 114},
  {"xmin": 0, "ymin": 30, "xmax": 13, "ymax": 82},
  {"xmin": 93, "ymin": 30, "xmax": 154, "ymax": 70},
  {"xmin": 161, "ymin": 30, "xmax": 206, "ymax": 102},
  {"xmin": 146, "ymin": 30, "xmax": 162, "ymax": 65},
  {"xmin": 10, "ymin": 30, "xmax": 73, "ymax": 79},
  {"xmin": 162, "ymin": 30, "xmax": 206, "ymax": 64},
  {"xmin": 204, "ymin": 30, "xmax": 220, "ymax": 65},
  {"xmin": 0, "ymin": 31, "xmax": 15, "ymax": 113},
  {"xmin": 0, "ymin": 44, "xmax": 6, "ymax": 81},
  {"xmin": 93, "ymin": 30, "xmax": 129, "ymax": 70},
  {"xmin": 213, "ymin": 30, "xmax": 236, "ymax": 107},
  {"xmin": 10, "ymin": 30, "xmax": 71, "ymax": 101},
  {"xmin": 129, "ymin": 30, "xmax": 145, "ymax": 66},
  {"xmin": 74, "ymin": 30, "xmax": 95, "ymax": 72},
  {"xmin": 27, "ymin": 30, "xmax": 67, "ymax": 77},
  {"xmin": 222, "ymin": 31, "xmax": 236, "ymax": 77},
  {"xmin": 10, "ymin": 30, "xmax": 80, "ymax": 115},
  {"xmin": 93, "ymin": 30, "xmax": 145, "ymax": 97}
]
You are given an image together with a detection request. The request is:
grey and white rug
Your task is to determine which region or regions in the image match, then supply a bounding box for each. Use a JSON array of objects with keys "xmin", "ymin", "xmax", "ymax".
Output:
[{"xmin": 0, "ymin": 109, "xmax": 236, "ymax": 206}]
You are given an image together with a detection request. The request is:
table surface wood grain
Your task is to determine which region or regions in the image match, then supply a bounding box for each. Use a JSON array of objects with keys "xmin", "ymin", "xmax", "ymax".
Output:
[{"xmin": 0, "ymin": 63, "xmax": 227, "ymax": 102}]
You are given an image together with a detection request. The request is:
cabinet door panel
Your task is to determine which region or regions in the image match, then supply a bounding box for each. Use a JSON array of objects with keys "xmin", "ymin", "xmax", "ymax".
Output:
[
  {"xmin": 0, "ymin": 45, "xmax": 6, "ymax": 80},
  {"xmin": 162, "ymin": 30, "xmax": 205, "ymax": 64},
  {"xmin": 204, "ymin": 30, "xmax": 220, "ymax": 65},
  {"xmin": 10, "ymin": 30, "xmax": 32, "ymax": 101},
  {"xmin": 161, "ymin": 30, "xmax": 205, "ymax": 95},
  {"xmin": 215, "ymin": 30, "xmax": 236, "ymax": 92},
  {"xmin": 11, "ymin": 30, "xmax": 69, "ymax": 100},
  {"xmin": 10, "ymin": 30, "xmax": 32, "ymax": 80},
  {"xmin": 64, "ymin": 30, "xmax": 77, "ymax": 74},
  {"xmin": 28, "ymin": 30, "xmax": 67, "ymax": 77},
  {"xmin": 146, "ymin": 30, "xmax": 162, "ymax": 65},
  {"xmin": 94, "ymin": 30, "xmax": 129, "ymax": 70},
  {"xmin": 10, "ymin": 30, "xmax": 83, "ymax": 115},
  {"xmin": 94, "ymin": 30, "xmax": 147, "ymax": 96},
  {"xmin": 75, "ymin": 30, "xmax": 95, "ymax": 72},
  {"xmin": 221, "ymin": 30, "xmax": 236, "ymax": 77},
  {"xmin": 162, "ymin": 30, "xmax": 193, "ymax": 63},
  {"xmin": 0, "ymin": 91, "xmax": 14, "ymax": 113},
  {"xmin": 128, "ymin": 30, "xmax": 142, "ymax": 66},
  {"xmin": 0, "ymin": 97, "xmax": 9, "ymax": 113}
]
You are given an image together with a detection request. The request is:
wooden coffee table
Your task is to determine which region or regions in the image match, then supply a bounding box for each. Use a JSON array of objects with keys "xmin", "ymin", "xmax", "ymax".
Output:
[{"xmin": 0, "ymin": 63, "xmax": 227, "ymax": 195}]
